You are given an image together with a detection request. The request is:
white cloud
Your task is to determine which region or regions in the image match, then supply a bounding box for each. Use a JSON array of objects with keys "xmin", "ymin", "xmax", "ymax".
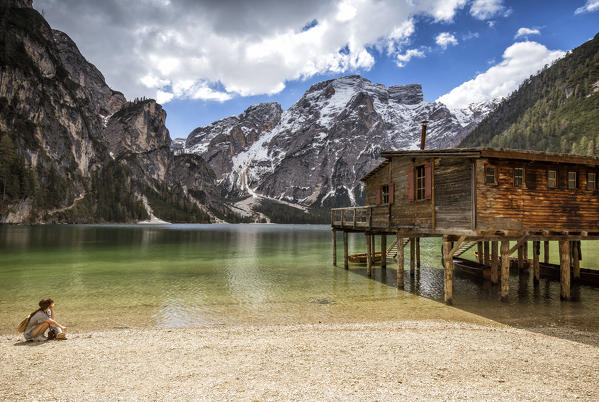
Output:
[
  {"xmin": 515, "ymin": 27, "xmax": 541, "ymax": 39},
  {"xmin": 396, "ymin": 48, "xmax": 426, "ymax": 67},
  {"xmin": 190, "ymin": 87, "xmax": 233, "ymax": 102},
  {"xmin": 470, "ymin": 0, "xmax": 509, "ymax": 20},
  {"xmin": 435, "ymin": 32, "xmax": 458, "ymax": 49},
  {"xmin": 462, "ymin": 31, "xmax": 479, "ymax": 40},
  {"xmin": 437, "ymin": 41, "xmax": 565, "ymax": 109},
  {"xmin": 430, "ymin": 0, "xmax": 468, "ymax": 21},
  {"xmin": 385, "ymin": 19, "xmax": 415, "ymax": 55},
  {"xmin": 171, "ymin": 80, "xmax": 233, "ymax": 102},
  {"xmin": 36, "ymin": 0, "xmax": 469, "ymax": 103},
  {"xmin": 139, "ymin": 74, "xmax": 170, "ymax": 89},
  {"xmin": 156, "ymin": 90, "xmax": 174, "ymax": 104},
  {"xmin": 575, "ymin": 0, "xmax": 599, "ymax": 14},
  {"xmin": 336, "ymin": 0, "xmax": 357, "ymax": 22}
]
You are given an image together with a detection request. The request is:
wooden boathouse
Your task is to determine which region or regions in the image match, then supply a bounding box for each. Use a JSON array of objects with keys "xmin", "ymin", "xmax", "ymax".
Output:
[{"xmin": 331, "ymin": 146, "xmax": 599, "ymax": 303}]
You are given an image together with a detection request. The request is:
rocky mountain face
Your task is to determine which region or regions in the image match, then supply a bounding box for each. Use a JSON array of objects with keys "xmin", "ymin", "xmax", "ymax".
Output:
[
  {"xmin": 0, "ymin": 2, "xmax": 232, "ymax": 223},
  {"xmin": 187, "ymin": 102, "xmax": 283, "ymax": 179},
  {"xmin": 104, "ymin": 99, "xmax": 231, "ymax": 222},
  {"xmin": 181, "ymin": 75, "xmax": 496, "ymax": 209},
  {"xmin": 52, "ymin": 30, "xmax": 127, "ymax": 120},
  {"xmin": 104, "ymin": 100, "xmax": 171, "ymax": 183}
]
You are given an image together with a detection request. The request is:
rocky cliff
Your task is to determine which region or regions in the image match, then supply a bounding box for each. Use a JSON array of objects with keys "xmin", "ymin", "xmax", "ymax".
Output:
[
  {"xmin": 186, "ymin": 102, "xmax": 283, "ymax": 179},
  {"xmin": 181, "ymin": 75, "xmax": 495, "ymax": 209},
  {"xmin": 104, "ymin": 100, "xmax": 171, "ymax": 183},
  {"xmin": 0, "ymin": 2, "xmax": 233, "ymax": 223},
  {"xmin": 52, "ymin": 30, "xmax": 126, "ymax": 120}
]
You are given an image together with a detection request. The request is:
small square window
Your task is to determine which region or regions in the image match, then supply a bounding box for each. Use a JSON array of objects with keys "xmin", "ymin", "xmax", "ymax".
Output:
[
  {"xmin": 416, "ymin": 165, "xmax": 426, "ymax": 200},
  {"xmin": 568, "ymin": 171, "xmax": 577, "ymax": 189},
  {"xmin": 381, "ymin": 184, "xmax": 389, "ymax": 204},
  {"xmin": 514, "ymin": 168, "xmax": 523, "ymax": 187},
  {"xmin": 547, "ymin": 170, "xmax": 557, "ymax": 188},
  {"xmin": 588, "ymin": 173, "xmax": 596, "ymax": 191},
  {"xmin": 485, "ymin": 167, "xmax": 496, "ymax": 185}
]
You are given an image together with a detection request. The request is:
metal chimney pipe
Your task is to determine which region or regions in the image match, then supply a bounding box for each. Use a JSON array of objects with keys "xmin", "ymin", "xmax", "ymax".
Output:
[{"xmin": 420, "ymin": 120, "xmax": 429, "ymax": 150}]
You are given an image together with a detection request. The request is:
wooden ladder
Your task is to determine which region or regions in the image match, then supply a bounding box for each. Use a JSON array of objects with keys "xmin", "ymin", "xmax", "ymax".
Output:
[
  {"xmin": 386, "ymin": 238, "xmax": 410, "ymax": 259},
  {"xmin": 454, "ymin": 241, "xmax": 477, "ymax": 257},
  {"xmin": 385, "ymin": 239, "xmax": 476, "ymax": 259}
]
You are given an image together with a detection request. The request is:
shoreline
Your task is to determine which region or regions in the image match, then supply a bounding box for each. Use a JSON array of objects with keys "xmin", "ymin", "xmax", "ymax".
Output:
[{"xmin": 2, "ymin": 319, "xmax": 598, "ymax": 400}]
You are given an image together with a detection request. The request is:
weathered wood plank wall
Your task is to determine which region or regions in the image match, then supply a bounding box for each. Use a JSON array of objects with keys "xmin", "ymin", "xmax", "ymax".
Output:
[
  {"xmin": 390, "ymin": 158, "xmax": 432, "ymax": 228},
  {"xmin": 365, "ymin": 164, "xmax": 390, "ymax": 205},
  {"xmin": 434, "ymin": 158, "xmax": 472, "ymax": 230},
  {"xmin": 476, "ymin": 159, "xmax": 599, "ymax": 231},
  {"xmin": 364, "ymin": 156, "xmax": 474, "ymax": 230}
]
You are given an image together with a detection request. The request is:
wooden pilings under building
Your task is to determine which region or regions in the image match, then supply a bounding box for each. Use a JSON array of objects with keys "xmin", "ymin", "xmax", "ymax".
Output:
[
  {"xmin": 331, "ymin": 147, "xmax": 599, "ymax": 304},
  {"xmin": 332, "ymin": 228, "xmax": 587, "ymax": 303}
]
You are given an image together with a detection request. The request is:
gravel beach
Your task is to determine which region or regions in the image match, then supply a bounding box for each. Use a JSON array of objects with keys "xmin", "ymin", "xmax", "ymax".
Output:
[{"xmin": 2, "ymin": 320, "xmax": 598, "ymax": 400}]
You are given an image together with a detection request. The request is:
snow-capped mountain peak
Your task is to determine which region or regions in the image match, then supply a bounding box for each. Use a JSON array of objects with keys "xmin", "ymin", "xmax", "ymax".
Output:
[
  {"xmin": 177, "ymin": 75, "xmax": 495, "ymax": 208},
  {"xmin": 450, "ymin": 98, "xmax": 502, "ymax": 128}
]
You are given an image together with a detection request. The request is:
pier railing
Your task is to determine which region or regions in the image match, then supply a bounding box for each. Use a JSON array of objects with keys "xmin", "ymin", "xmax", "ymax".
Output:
[{"xmin": 331, "ymin": 205, "xmax": 389, "ymax": 229}]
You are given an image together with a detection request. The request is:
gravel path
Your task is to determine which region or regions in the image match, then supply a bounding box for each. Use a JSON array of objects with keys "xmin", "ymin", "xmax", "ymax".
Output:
[{"xmin": 1, "ymin": 320, "xmax": 598, "ymax": 400}]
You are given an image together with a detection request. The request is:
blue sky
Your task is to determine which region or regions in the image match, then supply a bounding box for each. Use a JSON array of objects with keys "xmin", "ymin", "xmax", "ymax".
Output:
[{"xmin": 37, "ymin": 0, "xmax": 599, "ymax": 139}]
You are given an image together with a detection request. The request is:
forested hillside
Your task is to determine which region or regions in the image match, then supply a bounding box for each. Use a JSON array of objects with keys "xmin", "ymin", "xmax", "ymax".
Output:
[{"xmin": 460, "ymin": 33, "xmax": 599, "ymax": 154}]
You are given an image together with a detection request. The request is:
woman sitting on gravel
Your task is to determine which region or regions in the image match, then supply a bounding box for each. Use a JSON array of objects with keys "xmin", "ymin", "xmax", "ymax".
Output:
[{"xmin": 23, "ymin": 298, "xmax": 67, "ymax": 341}]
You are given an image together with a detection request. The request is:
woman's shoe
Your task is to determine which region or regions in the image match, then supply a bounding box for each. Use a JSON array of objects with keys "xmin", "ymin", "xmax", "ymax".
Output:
[{"xmin": 55, "ymin": 333, "xmax": 67, "ymax": 340}]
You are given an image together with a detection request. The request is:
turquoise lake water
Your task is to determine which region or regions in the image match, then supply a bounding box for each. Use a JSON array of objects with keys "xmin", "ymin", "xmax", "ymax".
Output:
[{"xmin": 1, "ymin": 224, "xmax": 598, "ymax": 336}]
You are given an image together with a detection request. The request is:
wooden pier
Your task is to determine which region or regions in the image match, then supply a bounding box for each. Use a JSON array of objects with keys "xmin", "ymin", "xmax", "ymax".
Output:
[{"xmin": 331, "ymin": 147, "xmax": 599, "ymax": 303}]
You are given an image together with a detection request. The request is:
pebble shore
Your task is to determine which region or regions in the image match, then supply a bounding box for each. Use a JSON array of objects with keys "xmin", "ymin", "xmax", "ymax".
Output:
[{"xmin": 2, "ymin": 320, "xmax": 598, "ymax": 400}]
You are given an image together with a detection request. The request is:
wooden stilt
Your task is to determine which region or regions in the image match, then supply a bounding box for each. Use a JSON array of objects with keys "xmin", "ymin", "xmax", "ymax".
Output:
[
  {"xmin": 573, "ymin": 240, "xmax": 580, "ymax": 280},
  {"xmin": 381, "ymin": 234, "xmax": 387, "ymax": 269},
  {"xmin": 544, "ymin": 241, "xmax": 549, "ymax": 264},
  {"xmin": 491, "ymin": 241, "xmax": 498, "ymax": 284},
  {"xmin": 343, "ymin": 232, "xmax": 348, "ymax": 270},
  {"xmin": 477, "ymin": 242, "xmax": 483, "ymax": 264},
  {"xmin": 397, "ymin": 234, "xmax": 404, "ymax": 289},
  {"xmin": 366, "ymin": 234, "xmax": 372, "ymax": 277},
  {"xmin": 484, "ymin": 241, "xmax": 490, "ymax": 266},
  {"xmin": 523, "ymin": 242, "xmax": 528, "ymax": 267},
  {"xmin": 517, "ymin": 244, "xmax": 524, "ymax": 270},
  {"xmin": 501, "ymin": 240, "xmax": 510, "ymax": 300},
  {"xmin": 332, "ymin": 230, "xmax": 337, "ymax": 266},
  {"xmin": 559, "ymin": 240, "xmax": 570, "ymax": 300},
  {"xmin": 443, "ymin": 237, "xmax": 453, "ymax": 304},
  {"xmin": 410, "ymin": 238, "xmax": 415, "ymax": 273},
  {"xmin": 371, "ymin": 235, "xmax": 376, "ymax": 260},
  {"xmin": 533, "ymin": 241, "xmax": 540, "ymax": 284},
  {"xmin": 416, "ymin": 237, "xmax": 421, "ymax": 268}
]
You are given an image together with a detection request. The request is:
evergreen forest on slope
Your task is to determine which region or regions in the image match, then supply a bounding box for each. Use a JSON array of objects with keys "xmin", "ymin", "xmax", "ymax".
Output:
[{"xmin": 459, "ymin": 33, "xmax": 599, "ymax": 155}]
